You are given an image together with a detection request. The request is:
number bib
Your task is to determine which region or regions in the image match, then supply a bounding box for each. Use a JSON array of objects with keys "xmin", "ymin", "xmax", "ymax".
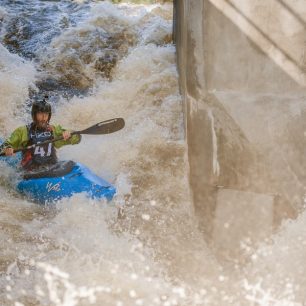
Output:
[{"xmin": 22, "ymin": 124, "xmax": 58, "ymax": 169}]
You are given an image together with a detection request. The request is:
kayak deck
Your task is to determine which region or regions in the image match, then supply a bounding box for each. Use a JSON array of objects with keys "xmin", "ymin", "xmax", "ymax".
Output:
[
  {"xmin": 17, "ymin": 162, "xmax": 116, "ymax": 204},
  {"xmin": 0, "ymin": 144, "xmax": 116, "ymax": 204}
]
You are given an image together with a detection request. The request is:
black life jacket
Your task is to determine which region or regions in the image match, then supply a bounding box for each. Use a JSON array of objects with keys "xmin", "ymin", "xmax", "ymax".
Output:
[{"xmin": 22, "ymin": 123, "xmax": 58, "ymax": 170}]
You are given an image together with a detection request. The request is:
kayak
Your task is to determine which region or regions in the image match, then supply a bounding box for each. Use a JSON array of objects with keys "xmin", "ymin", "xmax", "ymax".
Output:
[
  {"xmin": 17, "ymin": 160, "xmax": 116, "ymax": 204},
  {"xmin": 0, "ymin": 118, "xmax": 125, "ymax": 204},
  {"xmin": 0, "ymin": 150, "xmax": 116, "ymax": 204}
]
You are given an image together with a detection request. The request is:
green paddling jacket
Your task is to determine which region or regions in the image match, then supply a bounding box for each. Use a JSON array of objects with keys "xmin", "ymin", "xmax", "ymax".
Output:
[
  {"xmin": 1, "ymin": 124, "xmax": 81, "ymax": 170},
  {"xmin": 2, "ymin": 125, "xmax": 81, "ymax": 150}
]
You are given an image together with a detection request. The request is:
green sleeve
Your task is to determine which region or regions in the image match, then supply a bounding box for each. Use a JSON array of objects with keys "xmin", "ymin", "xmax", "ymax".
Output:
[
  {"xmin": 52, "ymin": 124, "xmax": 82, "ymax": 149},
  {"xmin": 1, "ymin": 126, "xmax": 29, "ymax": 150}
]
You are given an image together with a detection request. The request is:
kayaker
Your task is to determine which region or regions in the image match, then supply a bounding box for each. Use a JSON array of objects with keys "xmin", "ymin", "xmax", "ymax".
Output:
[{"xmin": 0, "ymin": 96, "xmax": 81, "ymax": 171}]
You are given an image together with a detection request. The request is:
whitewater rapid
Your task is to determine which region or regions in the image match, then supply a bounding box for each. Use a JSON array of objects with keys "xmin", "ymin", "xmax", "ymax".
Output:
[
  {"xmin": 0, "ymin": 2, "xmax": 212, "ymax": 305},
  {"xmin": 0, "ymin": 1, "xmax": 306, "ymax": 306}
]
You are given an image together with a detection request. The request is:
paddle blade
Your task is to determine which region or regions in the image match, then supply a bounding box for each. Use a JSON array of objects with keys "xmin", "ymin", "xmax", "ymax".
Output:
[{"xmin": 78, "ymin": 118, "xmax": 125, "ymax": 135}]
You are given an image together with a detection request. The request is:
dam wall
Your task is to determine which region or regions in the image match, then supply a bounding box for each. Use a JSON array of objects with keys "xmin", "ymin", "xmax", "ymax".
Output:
[{"xmin": 174, "ymin": 0, "xmax": 306, "ymax": 255}]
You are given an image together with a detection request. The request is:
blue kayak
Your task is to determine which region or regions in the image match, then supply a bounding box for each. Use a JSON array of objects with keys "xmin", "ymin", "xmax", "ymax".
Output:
[
  {"xmin": 18, "ymin": 161, "xmax": 116, "ymax": 204},
  {"xmin": 0, "ymin": 151, "xmax": 116, "ymax": 204}
]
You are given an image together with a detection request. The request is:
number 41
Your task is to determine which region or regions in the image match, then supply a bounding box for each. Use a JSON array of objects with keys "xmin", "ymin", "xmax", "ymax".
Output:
[{"xmin": 34, "ymin": 143, "xmax": 52, "ymax": 157}]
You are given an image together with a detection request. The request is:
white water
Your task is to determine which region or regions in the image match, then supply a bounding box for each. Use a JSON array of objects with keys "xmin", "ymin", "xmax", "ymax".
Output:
[
  {"xmin": 0, "ymin": 1, "xmax": 305, "ymax": 306},
  {"xmin": 0, "ymin": 45, "xmax": 36, "ymax": 132},
  {"xmin": 0, "ymin": 2, "xmax": 213, "ymax": 305}
]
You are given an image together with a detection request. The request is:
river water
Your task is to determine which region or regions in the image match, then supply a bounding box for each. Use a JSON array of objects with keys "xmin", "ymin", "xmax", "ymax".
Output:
[{"xmin": 0, "ymin": 1, "xmax": 305, "ymax": 306}]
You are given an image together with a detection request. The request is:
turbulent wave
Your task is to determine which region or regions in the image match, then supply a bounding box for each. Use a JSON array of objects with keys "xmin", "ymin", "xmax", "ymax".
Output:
[
  {"xmin": 0, "ymin": 1, "xmax": 305, "ymax": 306},
  {"xmin": 0, "ymin": 2, "xmax": 208, "ymax": 305},
  {"xmin": 0, "ymin": 44, "xmax": 36, "ymax": 133}
]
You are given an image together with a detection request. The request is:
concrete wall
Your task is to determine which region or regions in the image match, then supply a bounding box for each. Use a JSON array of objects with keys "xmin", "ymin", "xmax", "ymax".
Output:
[{"xmin": 174, "ymin": 0, "xmax": 306, "ymax": 255}]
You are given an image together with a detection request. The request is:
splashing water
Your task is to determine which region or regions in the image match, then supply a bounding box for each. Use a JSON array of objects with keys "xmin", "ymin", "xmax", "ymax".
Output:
[{"xmin": 1, "ymin": 1, "xmax": 306, "ymax": 306}]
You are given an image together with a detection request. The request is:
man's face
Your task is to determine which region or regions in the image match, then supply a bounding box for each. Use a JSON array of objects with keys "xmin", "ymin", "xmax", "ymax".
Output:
[{"xmin": 35, "ymin": 112, "xmax": 49, "ymax": 128}]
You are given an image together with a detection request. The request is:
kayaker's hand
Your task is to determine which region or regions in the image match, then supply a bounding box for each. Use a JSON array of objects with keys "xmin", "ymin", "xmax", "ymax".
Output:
[
  {"xmin": 62, "ymin": 131, "xmax": 71, "ymax": 140},
  {"xmin": 5, "ymin": 147, "xmax": 15, "ymax": 156}
]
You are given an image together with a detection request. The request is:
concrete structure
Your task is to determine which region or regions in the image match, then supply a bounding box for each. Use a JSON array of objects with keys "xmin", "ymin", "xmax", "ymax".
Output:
[{"xmin": 174, "ymin": 0, "xmax": 306, "ymax": 258}]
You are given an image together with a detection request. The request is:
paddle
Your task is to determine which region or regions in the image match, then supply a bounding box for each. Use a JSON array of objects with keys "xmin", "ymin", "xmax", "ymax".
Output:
[{"xmin": 0, "ymin": 117, "xmax": 125, "ymax": 156}]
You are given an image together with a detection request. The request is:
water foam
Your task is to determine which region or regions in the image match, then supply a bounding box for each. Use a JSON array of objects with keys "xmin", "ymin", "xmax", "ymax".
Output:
[
  {"xmin": 0, "ymin": 44, "xmax": 36, "ymax": 134},
  {"xmin": 2, "ymin": 1, "xmax": 304, "ymax": 305},
  {"xmin": 0, "ymin": 2, "xmax": 209, "ymax": 305}
]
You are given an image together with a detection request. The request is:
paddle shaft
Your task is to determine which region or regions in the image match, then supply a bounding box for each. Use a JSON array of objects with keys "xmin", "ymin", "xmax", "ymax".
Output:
[{"xmin": 0, "ymin": 117, "xmax": 125, "ymax": 156}]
